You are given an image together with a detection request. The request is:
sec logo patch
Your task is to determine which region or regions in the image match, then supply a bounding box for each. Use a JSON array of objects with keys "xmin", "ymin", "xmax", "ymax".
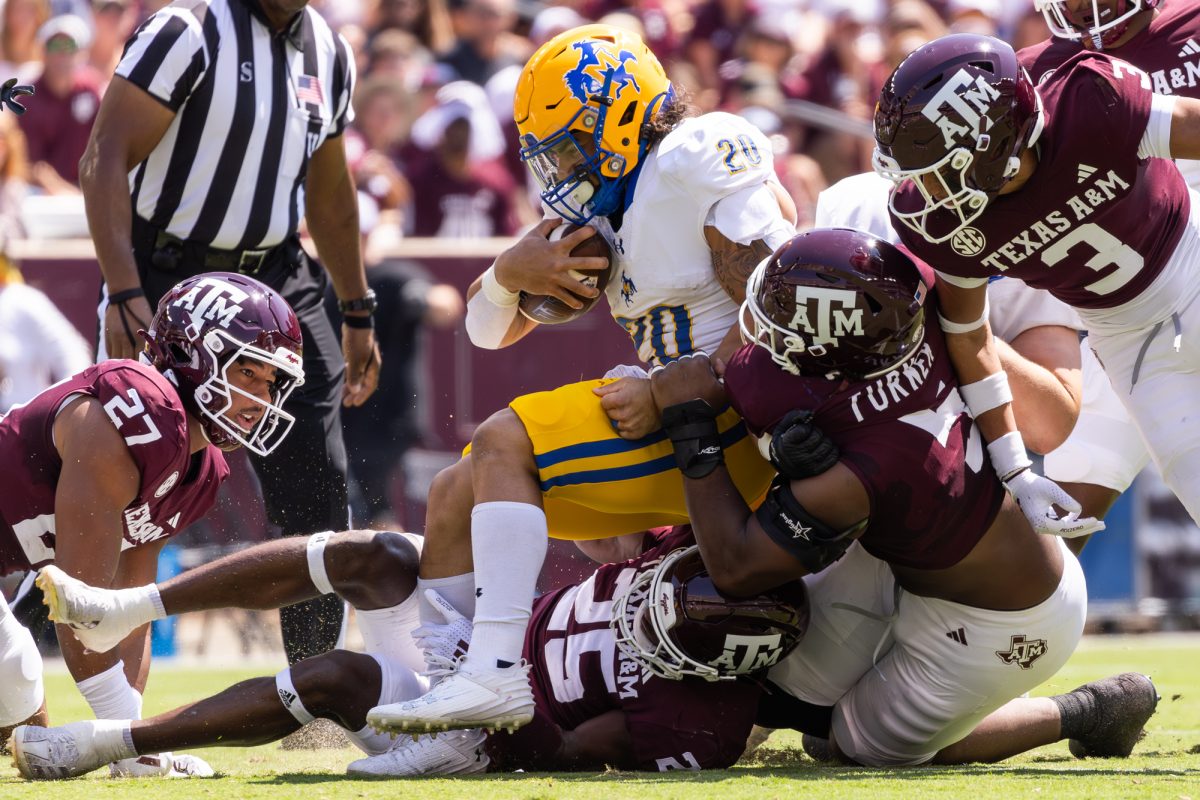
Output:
[
  {"xmin": 951, "ymin": 227, "xmax": 986, "ymax": 257},
  {"xmin": 155, "ymin": 470, "xmax": 180, "ymax": 498}
]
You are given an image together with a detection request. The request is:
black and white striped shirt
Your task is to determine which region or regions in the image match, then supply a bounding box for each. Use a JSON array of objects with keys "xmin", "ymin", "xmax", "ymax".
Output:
[{"xmin": 116, "ymin": 0, "xmax": 355, "ymax": 250}]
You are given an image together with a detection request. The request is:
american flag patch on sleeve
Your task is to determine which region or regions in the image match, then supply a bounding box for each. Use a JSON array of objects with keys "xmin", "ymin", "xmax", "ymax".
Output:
[{"xmin": 296, "ymin": 74, "xmax": 325, "ymax": 106}]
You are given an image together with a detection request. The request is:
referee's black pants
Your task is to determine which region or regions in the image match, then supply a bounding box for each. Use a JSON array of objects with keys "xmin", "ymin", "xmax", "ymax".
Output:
[{"xmin": 125, "ymin": 236, "xmax": 349, "ymax": 664}]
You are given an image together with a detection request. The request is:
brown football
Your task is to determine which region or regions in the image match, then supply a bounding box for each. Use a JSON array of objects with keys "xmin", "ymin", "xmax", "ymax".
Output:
[{"xmin": 518, "ymin": 224, "xmax": 614, "ymax": 325}]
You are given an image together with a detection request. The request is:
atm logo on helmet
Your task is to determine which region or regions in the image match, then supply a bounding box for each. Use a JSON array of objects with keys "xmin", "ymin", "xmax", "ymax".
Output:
[
  {"xmin": 564, "ymin": 41, "xmax": 642, "ymax": 106},
  {"xmin": 790, "ymin": 286, "xmax": 865, "ymax": 348},
  {"xmin": 173, "ymin": 278, "xmax": 249, "ymax": 331},
  {"xmin": 710, "ymin": 633, "xmax": 784, "ymax": 674},
  {"xmin": 922, "ymin": 68, "xmax": 1001, "ymax": 149}
]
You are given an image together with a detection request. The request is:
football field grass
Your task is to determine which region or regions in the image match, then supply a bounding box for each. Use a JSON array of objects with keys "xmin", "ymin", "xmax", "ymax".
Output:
[{"xmin": 2, "ymin": 634, "xmax": 1197, "ymax": 799}]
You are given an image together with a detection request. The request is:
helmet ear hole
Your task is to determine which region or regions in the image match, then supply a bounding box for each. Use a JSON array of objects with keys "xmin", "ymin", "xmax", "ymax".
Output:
[
  {"xmin": 618, "ymin": 101, "xmax": 636, "ymax": 127},
  {"xmin": 168, "ymin": 343, "xmax": 191, "ymax": 365}
]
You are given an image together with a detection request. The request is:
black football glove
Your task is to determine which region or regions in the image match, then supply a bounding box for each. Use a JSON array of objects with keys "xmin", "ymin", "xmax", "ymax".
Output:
[
  {"xmin": 2, "ymin": 78, "xmax": 34, "ymax": 115},
  {"xmin": 767, "ymin": 409, "xmax": 839, "ymax": 479}
]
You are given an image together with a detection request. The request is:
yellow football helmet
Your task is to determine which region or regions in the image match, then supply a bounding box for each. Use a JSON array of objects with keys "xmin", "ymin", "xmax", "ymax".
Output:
[{"xmin": 514, "ymin": 24, "xmax": 674, "ymax": 224}]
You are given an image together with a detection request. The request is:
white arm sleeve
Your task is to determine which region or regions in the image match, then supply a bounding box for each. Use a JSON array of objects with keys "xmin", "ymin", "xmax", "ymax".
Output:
[
  {"xmin": 705, "ymin": 181, "xmax": 796, "ymax": 251},
  {"xmin": 1138, "ymin": 93, "xmax": 1177, "ymax": 160},
  {"xmin": 935, "ymin": 270, "xmax": 989, "ymax": 289},
  {"xmin": 465, "ymin": 291, "xmax": 520, "ymax": 350}
]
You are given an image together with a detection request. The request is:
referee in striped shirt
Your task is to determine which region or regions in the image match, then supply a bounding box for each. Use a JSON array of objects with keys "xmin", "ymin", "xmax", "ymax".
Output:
[{"xmin": 80, "ymin": 1, "xmax": 379, "ymax": 669}]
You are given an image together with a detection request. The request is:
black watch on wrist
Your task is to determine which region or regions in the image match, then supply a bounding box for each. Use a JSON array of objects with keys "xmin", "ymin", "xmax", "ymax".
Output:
[{"xmin": 338, "ymin": 289, "xmax": 378, "ymax": 315}]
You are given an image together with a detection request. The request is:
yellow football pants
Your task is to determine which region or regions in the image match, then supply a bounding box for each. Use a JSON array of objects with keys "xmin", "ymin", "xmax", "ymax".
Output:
[{"xmin": 479, "ymin": 378, "xmax": 775, "ymax": 540}]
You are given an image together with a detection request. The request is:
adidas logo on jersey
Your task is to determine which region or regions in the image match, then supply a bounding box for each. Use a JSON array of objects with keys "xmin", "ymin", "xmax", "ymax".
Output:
[
  {"xmin": 1179, "ymin": 40, "xmax": 1200, "ymax": 59},
  {"xmin": 945, "ymin": 627, "xmax": 968, "ymax": 646},
  {"xmin": 1077, "ymin": 164, "xmax": 1097, "ymax": 184}
]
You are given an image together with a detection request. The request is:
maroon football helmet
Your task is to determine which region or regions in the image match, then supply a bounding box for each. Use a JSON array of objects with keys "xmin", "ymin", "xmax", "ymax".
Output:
[
  {"xmin": 872, "ymin": 34, "xmax": 1043, "ymax": 243},
  {"xmin": 613, "ymin": 545, "xmax": 809, "ymax": 682},
  {"xmin": 1036, "ymin": 0, "xmax": 1158, "ymax": 50},
  {"xmin": 740, "ymin": 229, "xmax": 930, "ymax": 381},
  {"xmin": 141, "ymin": 272, "xmax": 305, "ymax": 456}
]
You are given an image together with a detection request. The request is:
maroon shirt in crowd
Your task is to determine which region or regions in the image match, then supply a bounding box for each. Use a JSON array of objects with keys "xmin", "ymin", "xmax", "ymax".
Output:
[
  {"xmin": 725, "ymin": 316, "xmax": 1004, "ymax": 570},
  {"xmin": 0, "ymin": 361, "xmax": 228, "ymax": 575},
  {"xmin": 18, "ymin": 68, "xmax": 102, "ymax": 185},
  {"xmin": 403, "ymin": 149, "xmax": 517, "ymax": 237},
  {"xmin": 489, "ymin": 526, "xmax": 761, "ymax": 772}
]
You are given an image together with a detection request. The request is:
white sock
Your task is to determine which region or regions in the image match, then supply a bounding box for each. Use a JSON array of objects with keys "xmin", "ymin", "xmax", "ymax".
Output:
[
  {"xmin": 114, "ymin": 584, "xmax": 166, "ymax": 624},
  {"xmin": 416, "ymin": 573, "xmax": 477, "ymax": 625},
  {"xmin": 90, "ymin": 719, "xmax": 138, "ymax": 762},
  {"xmin": 465, "ymin": 502, "xmax": 547, "ymax": 669},
  {"xmin": 356, "ymin": 594, "xmax": 423, "ymax": 674},
  {"xmin": 77, "ymin": 661, "xmax": 142, "ymax": 721}
]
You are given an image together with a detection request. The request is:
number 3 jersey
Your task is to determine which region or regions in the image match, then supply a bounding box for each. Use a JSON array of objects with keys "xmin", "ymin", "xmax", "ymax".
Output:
[
  {"xmin": 488, "ymin": 526, "xmax": 760, "ymax": 772},
  {"xmin": 724, "ymin": 318, "xmax": 1004, "ymax": 571},
  {"xmin": 590, "ymin": 112, "xmax": 781, "ymax": 366},
  {"xmin": 0, "ymin": 360, "xmax": 228, "ymax": 575},
  {"xmin": 893, "ymin": 52, "xmax": 1190, "ymax": 313}
]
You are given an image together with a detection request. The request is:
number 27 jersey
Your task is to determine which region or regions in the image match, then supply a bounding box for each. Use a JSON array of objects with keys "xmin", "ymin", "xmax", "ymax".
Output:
[{"xmin": 0, "ymin": 360, "xmax": 228, "ymax": 575}]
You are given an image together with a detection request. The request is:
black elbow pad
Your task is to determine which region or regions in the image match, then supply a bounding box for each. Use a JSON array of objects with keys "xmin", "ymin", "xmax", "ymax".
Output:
[{"xmin": 755, "ymin": 476, "xmax": 866, "ymax": 574}]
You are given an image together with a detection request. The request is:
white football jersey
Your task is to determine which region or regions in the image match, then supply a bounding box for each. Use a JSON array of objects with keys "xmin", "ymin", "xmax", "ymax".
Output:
[{"xmin": 588, "ymin": 112, "xmax": 779, "ymax": 367}]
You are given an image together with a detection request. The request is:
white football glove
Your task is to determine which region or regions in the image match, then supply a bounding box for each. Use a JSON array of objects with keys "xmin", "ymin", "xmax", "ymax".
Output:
[
  {"xmin": 412, "ymin": 589, "xmax": 474, "ymax": 682},
  {"xmin": 1002, "ymin": 469, "xmax": 1106, "ymax": 539}
]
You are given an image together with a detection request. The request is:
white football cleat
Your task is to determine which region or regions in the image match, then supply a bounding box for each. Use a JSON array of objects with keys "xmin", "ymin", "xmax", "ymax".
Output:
[
  {"xmin": 346, "ymin": 729, "xmax": 489, "ymax": 777},
  {"xmin": 110, "ymin": 752, "xmax": 215, "ymax": 778},
  {"xmin": 10, "ymin": 721, "xmax": 127, "ymax": 780},
  {"xmin": 37, "ymin": 565, "xmax": 154, "ymax": 654},
  {"xmin": 366, "ymin": 657, "xmax": 534, "ymax": 734}
]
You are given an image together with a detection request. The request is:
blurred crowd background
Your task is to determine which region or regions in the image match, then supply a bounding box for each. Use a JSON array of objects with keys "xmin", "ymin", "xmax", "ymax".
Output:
[{"xmin": 2, "ymin": 0, "xmax": 1198, "ymax": 637}]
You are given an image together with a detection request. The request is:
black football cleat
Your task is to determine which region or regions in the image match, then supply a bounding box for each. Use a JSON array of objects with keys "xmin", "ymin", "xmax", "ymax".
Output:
[{"xmin": 1067, "ymin": 672, "xmax": 1159, "ymax": 758}]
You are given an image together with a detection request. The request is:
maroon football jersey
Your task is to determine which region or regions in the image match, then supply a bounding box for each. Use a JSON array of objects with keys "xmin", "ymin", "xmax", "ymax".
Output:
[
  {"xmin": 1020, "ymin": 2, "xmax": 1200, "ymax": 93},
  {"xmin": 489, "ymin": 526, "xmax": 760, "ymax": 772},
  {"xmin": 0, "ymin": 361, "xmax": 228, "ymax": 576},
  {"xmin": 725, "ymin": 317, "xmax": 1004, "ymax": 570},
  {"xmin": 893, "ymin": 52, "xmax": 1190, "ymax": 311}
]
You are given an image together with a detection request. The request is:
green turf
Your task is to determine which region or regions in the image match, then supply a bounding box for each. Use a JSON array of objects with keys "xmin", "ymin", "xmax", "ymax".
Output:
[{"xmin": 3, "ymin": 634, "xmax": 1197, "ymax": 799}]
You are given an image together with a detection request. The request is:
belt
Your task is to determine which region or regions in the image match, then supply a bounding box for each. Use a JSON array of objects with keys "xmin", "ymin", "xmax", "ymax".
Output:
[{"xmin": 135, "ymin": 217, "xmax": 292, "ymax": 276}]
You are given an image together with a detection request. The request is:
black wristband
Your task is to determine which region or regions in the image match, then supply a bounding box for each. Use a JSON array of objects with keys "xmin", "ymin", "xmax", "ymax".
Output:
[
  {"xmin": 108, "ymin": 287, "xmax": 145, "ymax": 305},
  {"xmin": 342, "ymin": 313, "xmax": 375, "ymax": 330},
  {"xmin": 660, "ymin": 399, "xmax": 724, "ymax": 479}
]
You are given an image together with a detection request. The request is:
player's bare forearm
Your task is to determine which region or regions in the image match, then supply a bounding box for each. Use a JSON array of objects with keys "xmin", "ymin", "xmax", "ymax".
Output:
[
  {"xmin": 945, "ymin": 323, "xmax": 1021, "ymax": 443},
  {"xmin": 682, "ymin": 467, "xmax": 807, "ymax": 596},
  {"xmin": 704, "ymin": 226, "xmax": 773, "ymax": 305},
  {"xmin": 306, "ymin": 137, "xmax": 368, "ymax": 303},
  {"xmin": 938, "ymin": 282, "xmax": 1019, "ymax": 443}
]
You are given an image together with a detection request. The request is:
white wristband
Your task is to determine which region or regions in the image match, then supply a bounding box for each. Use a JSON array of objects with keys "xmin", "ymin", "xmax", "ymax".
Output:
[
  {"xmin": 480, "ymin": 264, "xmax": 519, "ymax": 307},
  {"xmin": 960, "ymin": 371, "xmax": 1013, "ymax": 417},
  {"xmin": 77, "ymin": 660, "xmax": 142, "ymax": 720},
  {"xmin": 987, "ymin": 431, "xmax": 1033, "ymax": 483},
  {"xmin": 937, "ymin": 294, "xmax": 990, "ymax": 334}
]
